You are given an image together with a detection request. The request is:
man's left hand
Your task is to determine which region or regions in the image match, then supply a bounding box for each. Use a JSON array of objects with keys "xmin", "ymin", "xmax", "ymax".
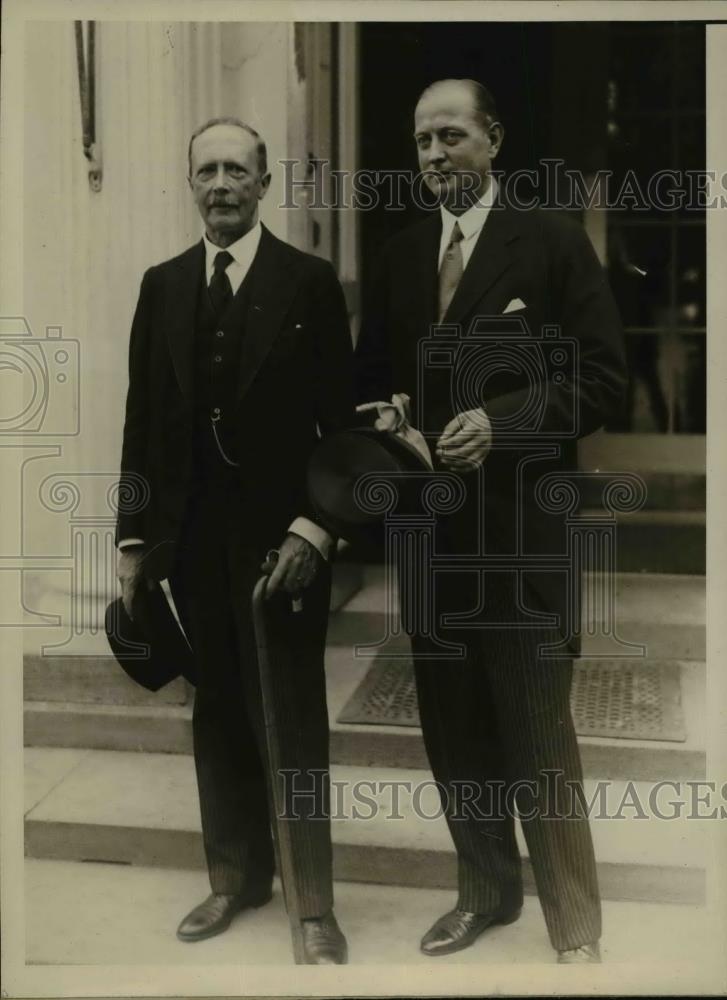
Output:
[
  {"xmin": 436, "ymin": 408, "xmax": 493, "ymax": 471},
  {"xmin": 264, "ymin": 532, "xmax": 321, "ymax": 598}
]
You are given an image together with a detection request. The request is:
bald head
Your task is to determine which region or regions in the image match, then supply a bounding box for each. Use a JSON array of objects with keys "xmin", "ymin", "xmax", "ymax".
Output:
[
  {"xmin": 413, "ymin": 78, "xmax": 504, "ymax": 214},
  {"xmin": 416, "ymin": 79, "xmax": 500, "ymax": 131}
]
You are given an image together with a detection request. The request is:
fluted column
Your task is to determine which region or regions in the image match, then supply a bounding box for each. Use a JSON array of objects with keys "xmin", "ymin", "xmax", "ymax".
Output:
[
  {"xmin": 20, "ymin": 21, "xmax": 227, "ymax": 639},
  {"xmin": 219, "ymin": 22, "xmax": 301, "ymax": 244}
]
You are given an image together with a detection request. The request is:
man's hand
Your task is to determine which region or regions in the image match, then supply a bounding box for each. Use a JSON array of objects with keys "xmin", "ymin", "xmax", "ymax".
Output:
[
  {"xmin": 263, "ymin": 533, "xmax": 322, "ymax": 599},
  {"xmin": 436, "ymin": 408, "xmax": 493, "ymax": 471},
  {"xmin": 117, "ymin": 546, "xmax": 147, "ymax": 618}
]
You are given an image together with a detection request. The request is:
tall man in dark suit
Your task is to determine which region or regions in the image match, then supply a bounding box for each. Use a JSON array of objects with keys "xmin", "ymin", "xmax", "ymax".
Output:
[
  {"xmin": 116, "ymin": 117, "xmax": 354, "ymax": 963},
  {"xmin": 356, "ymin": 80, "xmax": 627, "ymax": 963}
]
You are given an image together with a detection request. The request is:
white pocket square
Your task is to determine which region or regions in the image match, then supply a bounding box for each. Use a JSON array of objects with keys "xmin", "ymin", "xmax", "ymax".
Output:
[{"xmin": 503, "ymin": 297, "xmax": 526, "ymax": 313}]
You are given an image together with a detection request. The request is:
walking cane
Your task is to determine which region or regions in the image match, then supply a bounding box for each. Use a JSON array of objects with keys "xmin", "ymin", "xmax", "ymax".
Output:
[{"xmin": 251, "ymin": 572, "xmax": 307, "ymax": 965}]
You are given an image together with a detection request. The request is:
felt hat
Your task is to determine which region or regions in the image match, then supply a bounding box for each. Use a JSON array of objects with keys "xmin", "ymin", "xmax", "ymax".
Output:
[
  {"xmin": 104, "ymin": 581, "xmax": 196, "ymax": 692},
  {"xmin": 307, "ymin": 426, "xmax": 434, "ymax": 550}
]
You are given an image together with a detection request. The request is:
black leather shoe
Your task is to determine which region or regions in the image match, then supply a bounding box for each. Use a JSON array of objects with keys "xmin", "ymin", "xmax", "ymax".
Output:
[
  {"xmin": 557, "ymin": 941, "xmax": 601, "ymax": 964},
  {"xmin": 176, "ymin": 888, "xmax": 272, "ymax": 942},
  {"xmin": 301, "ymin": 911, "xmax": 348, "ymax": 964},
  {"xmin": 420, "ymin": 904, "xmax": 522, "ymax": 957}
]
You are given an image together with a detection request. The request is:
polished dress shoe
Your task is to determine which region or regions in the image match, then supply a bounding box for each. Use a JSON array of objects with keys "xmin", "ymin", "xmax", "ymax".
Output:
[
  {"xmin": 176, "ymin": 888, "xmax": 272, "ymax": 942},
  {"xmin": 301, "ymin": 911, "xmax": 348, "ymax": 964},
  {"xmin": 557, "ymin": 941, "xmax": 601, "ymax": 964},
  {"xmin": 420, "ymin": 904, "xmax": 522, "ymax": 957}
]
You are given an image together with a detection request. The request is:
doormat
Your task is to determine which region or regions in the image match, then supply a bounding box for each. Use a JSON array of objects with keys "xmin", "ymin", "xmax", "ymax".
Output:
[{"xmin": 337, "ymin": 656, "xmax": 686, "ymax": 742}]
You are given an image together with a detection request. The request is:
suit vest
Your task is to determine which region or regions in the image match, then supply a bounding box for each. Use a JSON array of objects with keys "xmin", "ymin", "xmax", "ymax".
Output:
[{"xmin": 190, "ymin": 260, "xmax": 255, "ymax": 487}]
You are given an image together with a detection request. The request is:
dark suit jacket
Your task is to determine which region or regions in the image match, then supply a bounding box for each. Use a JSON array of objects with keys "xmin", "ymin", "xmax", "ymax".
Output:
[
  {"xmin": 355, "ymin": 200, "xmax": 628, "ymax": 646},
  {"xmin": 117, "ymin": 225, "xmax": 355, "ymax": 582}
]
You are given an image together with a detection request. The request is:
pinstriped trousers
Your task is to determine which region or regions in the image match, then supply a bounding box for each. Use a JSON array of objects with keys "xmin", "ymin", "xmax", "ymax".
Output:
[
  {"xmin": 411, "ymin": 573, "xmax": 601, "ymax": 952},
  {"xmin": 173, "ymin": 479, "xmax": 334, "ymax": 919}
]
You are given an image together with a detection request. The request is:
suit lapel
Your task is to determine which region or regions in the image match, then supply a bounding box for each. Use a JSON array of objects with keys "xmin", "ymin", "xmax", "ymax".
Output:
[
  {"xmin": 442, "ymin": 200, "xmax": 523, "ymax": 326},
  {"xmin": 412, "ymin": 215, "xmax": 441, "ymax": 331},
  {"xmin": 164, "ymin": 241, "xmax": 204, "ymax": 404},
  {"xmin": 235, "ymin": 225, "xmax": 303, "ymax": 403}
]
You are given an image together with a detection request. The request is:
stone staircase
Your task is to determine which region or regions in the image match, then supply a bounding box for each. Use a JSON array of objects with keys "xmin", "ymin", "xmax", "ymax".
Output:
[
  {"xmin": 23, "ymin": 467, "xmax": 707, "ymax": 910},
  {"xmin": 24, "ymin": 583, "xmax": 706, "ymax": 909}
]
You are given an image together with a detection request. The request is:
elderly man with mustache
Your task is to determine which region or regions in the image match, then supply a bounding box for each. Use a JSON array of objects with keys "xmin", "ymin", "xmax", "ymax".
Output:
[{"xmin": 116, "ymin": 117, "xmax": 354, "ymax": 963}]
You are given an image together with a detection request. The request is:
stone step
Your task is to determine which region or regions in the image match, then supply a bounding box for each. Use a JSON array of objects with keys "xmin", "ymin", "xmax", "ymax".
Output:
[
  {"xmin": 24, "ymin": 655, "xmax": 706, "ymax": 783},
  {"xmin": 24, "ymin": 749, "xmax": 707, "ymax": 906},
  {"xmin": 592, "ymin": 510, "xmax": 705, "ymax": 575},
  {"xmin": 20, "ymin": 557, "xmax": 363, "ymax": 655},
  {"xmin": 577, "ymin": 470, "xmax": 705, "ymax": 512},
  {"xmin": 23, "ymin": 654, "xmax": 192, "ymax": 707},
  {"xmin": 340, "ymin": 509, "xmax": 704, "ymax": 575},
  {"xmin": 326, "ymin": 615, "xmax": 705, "ymax": 661},
  {"xmin": 325, "ymin": 650, "xmax": 706, "ymax": 782},
  {"xmin": 328, "ymin": 570, "xmax": 706, "ymax": 661},
  {"xmin": 23, "ymin": 573, "xmax": 706, "ymax": 709},
  {"xmin": 25, "ymin": 859, "xmax": 715, "ymax": 975},
  {"xmin": 21, "ymin": 559, "xmax": 364, "ymax": 707},
  {"xmin": 24, "ymin": 571, "xmax": 706, "ymax": 783}
]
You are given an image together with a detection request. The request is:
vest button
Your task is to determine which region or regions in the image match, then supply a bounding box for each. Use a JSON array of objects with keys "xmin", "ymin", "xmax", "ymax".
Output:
[
  {"xmin": 214, "ymin": 355, "xmax": 222, "ymax": 363},
  {"xmin": 216, "ymin": 330, "xmax": 224, "ymax": 338}
]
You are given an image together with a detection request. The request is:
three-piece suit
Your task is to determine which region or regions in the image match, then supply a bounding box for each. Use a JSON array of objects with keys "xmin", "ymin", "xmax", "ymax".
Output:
[{"xmin": 117, "ymin": 224, "xmax": 355, "ymax": 915}]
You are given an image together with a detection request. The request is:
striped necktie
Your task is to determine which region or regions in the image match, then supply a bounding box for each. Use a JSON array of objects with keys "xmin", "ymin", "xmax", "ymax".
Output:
[{"xmin": 438, "ymin": 221, "xmax": 464, "ymax": 322}]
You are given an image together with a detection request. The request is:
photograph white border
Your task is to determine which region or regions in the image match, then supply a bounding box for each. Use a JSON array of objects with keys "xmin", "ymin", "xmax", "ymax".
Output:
[{"xmin": 2, "ymin": 1, "xmax": 726, "ymax": 996}]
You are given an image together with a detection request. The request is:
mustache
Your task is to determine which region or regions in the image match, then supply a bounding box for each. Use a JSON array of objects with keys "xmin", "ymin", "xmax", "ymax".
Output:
[{"xmin": 208, "ymin": 199, "xmax": 239, "ymax": 207}]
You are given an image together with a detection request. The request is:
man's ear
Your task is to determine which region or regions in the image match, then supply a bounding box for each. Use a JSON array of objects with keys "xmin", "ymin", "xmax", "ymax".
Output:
[
  {"xmin": 258, "ymin": 172, "xmax": 272, "ymax": 200},
  {"xmin": 488, "ymin": 122, "xmax": 505, "ymax": 159}
]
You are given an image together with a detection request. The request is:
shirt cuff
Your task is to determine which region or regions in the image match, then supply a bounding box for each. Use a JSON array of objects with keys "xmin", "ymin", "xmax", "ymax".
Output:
[
  {"xmin": 118, "ymin": 538, "xmax": 145, "ymax": 550},
  {"xmin": 288, "ymin": 518, "xmax": 334, "ymax": 561}
]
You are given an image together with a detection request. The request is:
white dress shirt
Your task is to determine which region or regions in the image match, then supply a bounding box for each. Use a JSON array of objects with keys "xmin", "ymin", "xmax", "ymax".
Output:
[
  {"xmin": 119, "ymin": 221, "xmax": 333, "ymax": 561},
  {"xmin": 438, "ymin": 176, "xmax": 498, "ymax": 271},
  {"xmin": 437, "ymin": 177, "xmax": 498, "ymax": 430},
  {"xmin": 203, "ymin": 223, "xmax": 261, "ymax": 293}
]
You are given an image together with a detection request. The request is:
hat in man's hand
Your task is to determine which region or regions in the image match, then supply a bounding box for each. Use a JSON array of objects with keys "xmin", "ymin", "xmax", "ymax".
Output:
[
  {"xmin": 104, "ymin": 581, "xmax": 196, "ymax": 692},
  {"xmin": 307, "ymin": 425, "xmax": 434, "ymax": 550}
]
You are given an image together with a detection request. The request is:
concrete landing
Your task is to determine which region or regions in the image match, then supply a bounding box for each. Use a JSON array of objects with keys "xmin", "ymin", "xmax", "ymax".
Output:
[{"xmin": 24, "ymin": 858, "xmax": 713, "ymax": 968}]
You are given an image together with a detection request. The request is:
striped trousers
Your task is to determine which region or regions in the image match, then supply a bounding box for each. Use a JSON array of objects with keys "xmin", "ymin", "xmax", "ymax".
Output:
[{"xmin": 411, "ymin": 573, "xmax": 601, "ymax": 952}]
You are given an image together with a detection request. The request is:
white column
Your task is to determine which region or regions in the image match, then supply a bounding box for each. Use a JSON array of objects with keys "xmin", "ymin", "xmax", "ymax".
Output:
[
  {"xmin": 219, "ymin": 22, "xmax": 302, "ymax": 244},
  {"xmin": 21, "ymin": 21, "xmax": 302, "ymax": 647},
  {"xmin": 21, "ymin": 21, "xmax": 216, "ymax": 642}
]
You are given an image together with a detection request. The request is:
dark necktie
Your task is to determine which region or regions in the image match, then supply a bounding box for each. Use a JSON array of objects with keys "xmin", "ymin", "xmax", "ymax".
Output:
[
  {"xmin": 438, "ymin": 221, "xmax": 465, "ymax": 322},
  {"xmin": 209, "ymin": 250, "xmax": 234, "ymax": 317}
]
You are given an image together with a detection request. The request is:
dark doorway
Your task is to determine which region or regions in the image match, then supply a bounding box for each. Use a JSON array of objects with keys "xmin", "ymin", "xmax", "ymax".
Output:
[{"xmin": 358, "ymin": 21, "xmax": 609, "ymax": 303}]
